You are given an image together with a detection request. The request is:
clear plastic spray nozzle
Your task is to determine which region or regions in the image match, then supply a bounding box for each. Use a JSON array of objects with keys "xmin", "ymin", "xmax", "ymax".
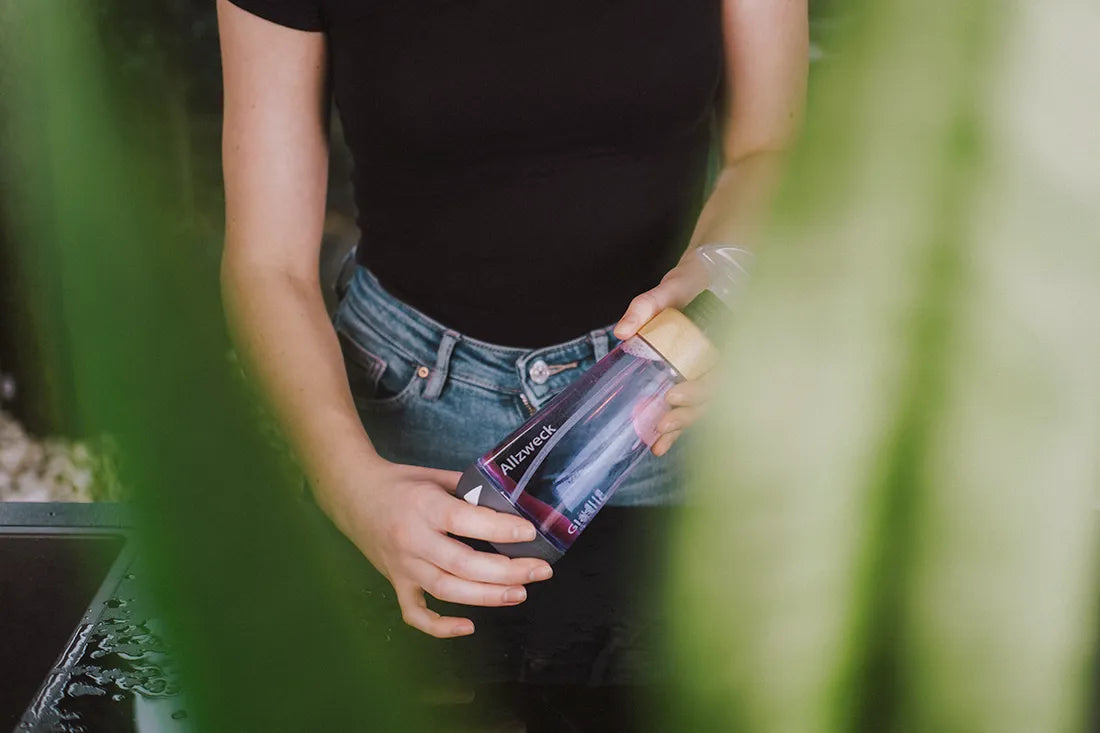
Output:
[{"xmin": 694, "ymin": 243, "xmax": 752, "ymax": 307}]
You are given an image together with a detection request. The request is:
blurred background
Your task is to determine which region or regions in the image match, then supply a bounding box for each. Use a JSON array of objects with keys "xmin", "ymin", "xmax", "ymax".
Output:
[
  {"xmin": 0, "ymin": 0, "xmax": 847, "ymax": 495},
  {"xmin": 1, "ymin": 0, "xmax": 1097, "ymax": 731}
]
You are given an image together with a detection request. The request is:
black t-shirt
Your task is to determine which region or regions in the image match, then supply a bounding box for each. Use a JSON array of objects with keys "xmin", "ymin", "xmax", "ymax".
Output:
[{"xmin": 227, "ymin": 0, "xmax": 724, "ymax": 346}]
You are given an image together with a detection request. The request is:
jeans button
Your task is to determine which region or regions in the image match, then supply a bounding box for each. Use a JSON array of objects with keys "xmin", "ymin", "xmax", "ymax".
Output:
[{"xmin": 528, "ymin": 359, "xmax": 550, "ymax": 385}]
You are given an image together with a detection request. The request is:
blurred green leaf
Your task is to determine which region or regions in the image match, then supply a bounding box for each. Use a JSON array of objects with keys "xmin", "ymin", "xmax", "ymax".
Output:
[
  {"xmin": 2, "ymin": 1, "xmax": 438, "ymax": 730},
  {"xmin": 669, "ymin": 1, "xmax": 1100, "ymax": 731}
]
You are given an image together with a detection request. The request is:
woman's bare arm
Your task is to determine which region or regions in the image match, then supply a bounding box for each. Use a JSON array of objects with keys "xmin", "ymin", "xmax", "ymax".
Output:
[
  {"xmin": 687, "ymin": 0, "xmax": 809, "ymax": 248},
  {"xmin": 218, "ymin": 1, "xmax": 365, "ymax": 496},
  {"xmin": 615, "ymin": 0, "xmax": 809, "ymax": 454},
  {"xmin": 217, "ymin": 0, "xmax": 550, "ymax": 638}
]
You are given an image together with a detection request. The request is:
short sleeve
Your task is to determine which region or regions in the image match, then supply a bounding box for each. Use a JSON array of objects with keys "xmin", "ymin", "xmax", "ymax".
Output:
[{"xmin": 225, "ymin": 0, "xmax": 324, "ymax": 32}]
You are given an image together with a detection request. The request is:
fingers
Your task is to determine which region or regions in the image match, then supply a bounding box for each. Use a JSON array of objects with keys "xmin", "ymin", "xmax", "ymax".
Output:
[
  {"xmin": 424, "ymin": 490, "xmax": 539, "ymax": 544},
  {"xmin": 666, "ymin": 376, "xmax": 714, "ymax": 408},
  {"xmin": 411, "ymin": 559, "xmax": 530, "ymax": 608},
  {"xmin": 384, "ymin": 467, "xmax": 557, "ymax": 640},
  {"xmin": 614, "ymin": 262, "xmax": 709, "ymax": 340},
  {"xmin": 395, "ymin": 582, "xmax": 475, "ymax": 638},
  {"xmin": 615, "ymin": 289, "xmax": 666, "ymax": 340},
  {"xmin": 426, "ymin": 533, "xmax": 553, "ymax": 585},
  {"xmin": 657, "ymin": 405, "xmax": 703, "ymax": 437},
  {"xmin": 651, "ymin": 429, "xmax": 683, "ymax": 457},
  {"xmin": 652, "ymin": 376, "xmax": 715, "ymax": 456}
]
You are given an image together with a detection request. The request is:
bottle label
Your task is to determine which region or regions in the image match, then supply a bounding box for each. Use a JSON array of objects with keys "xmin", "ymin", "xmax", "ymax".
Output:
[
  {"xmin": 477, "ymin": 340, "xmax": 679, "ymax": 552},
  {"xmin": 494, "ymin": 424, "xmax": 558, "ymax": 479}
]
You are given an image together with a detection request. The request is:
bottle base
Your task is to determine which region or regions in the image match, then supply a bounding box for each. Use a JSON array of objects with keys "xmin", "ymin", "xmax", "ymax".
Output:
[{"xmin": 456, "ymin": 464, "xmax": 566, "ymax": 564}]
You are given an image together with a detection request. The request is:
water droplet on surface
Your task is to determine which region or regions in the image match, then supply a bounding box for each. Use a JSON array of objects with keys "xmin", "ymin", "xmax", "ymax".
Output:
[
  {"xmin": 171, "ymin": 710, "xmax": 188, "ymax": 720},
  {"xmin": 66, "ymin": 682, "xmax": 106, "ymax": 698}
]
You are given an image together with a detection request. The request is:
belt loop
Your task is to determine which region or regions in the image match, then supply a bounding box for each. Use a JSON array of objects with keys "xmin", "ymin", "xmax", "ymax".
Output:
[
  {"xmin": 589, "ymin": 328, "xmax": 610, "ymax": 362},
  {"xmin": 423, "ymin": 329, "xmax": 460, "ymax": 401}
]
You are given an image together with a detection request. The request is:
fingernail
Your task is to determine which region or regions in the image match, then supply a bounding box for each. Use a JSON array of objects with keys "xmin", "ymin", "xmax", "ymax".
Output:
[
  {"xmin": 529, "ymin": 565, "xmax": 553, "ymax": 582},
  {"xmin": 504, "ymin": 587, "xmax": 527, "ymax": 604},
  {"xmin": 662, "ymin": 421, "xmax": 681, "ymax": 433},
  {"xmin": 667, "ymin": 390, "xmax": 683, "ymax": 405},
  {"xmin": 455, "ymin": 621, "xmax": 475, "ymax": 635},
  {"xmin": 514, "ymin": 524, "xmax": 537, "ymax": 542}
]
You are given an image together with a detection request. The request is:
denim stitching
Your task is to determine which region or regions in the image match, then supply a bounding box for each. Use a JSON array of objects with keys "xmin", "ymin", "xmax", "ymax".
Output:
[
  {"xmin": 337, "ymin": 303, "xmax": 431, "ymax": 369},
  {"xmin": 344, "ymin": 267, "xmax": 622, "ymax": 397},
  {"xmin": 355, "ymin": 268, "xmax": 621, "ymax": 358},
  {"xmin": 352, "ymin": 370, "xmax": 423, "ymax": 413},
  {"xmin": 449, "ymin": 373, "xmax": 522, "ymax": 395},
  {"xmin": 343, "ymin": 304, "xmax": 530, "ymax": 391},
  {"xmin": 423, "ymin": 330, "xmax": 460, "ymax": 401}
]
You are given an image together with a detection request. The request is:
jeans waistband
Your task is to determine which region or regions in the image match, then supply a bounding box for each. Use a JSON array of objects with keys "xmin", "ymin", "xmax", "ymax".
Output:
[{"xmin": 339, "ymin": 267, "xmax": 619, "ymax": 406}]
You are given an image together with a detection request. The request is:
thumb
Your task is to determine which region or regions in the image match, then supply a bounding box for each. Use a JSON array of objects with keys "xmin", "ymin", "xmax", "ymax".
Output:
[
  {"xmin": 614, "ymin": 288, "xmax": 669, "ymax": 340},
  {"xmin": 614, "ymin": 264, "xmax": 707, "ymax": 339}
]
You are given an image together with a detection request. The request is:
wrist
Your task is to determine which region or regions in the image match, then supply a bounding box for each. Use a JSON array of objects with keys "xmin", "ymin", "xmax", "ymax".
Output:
[{"xmin": 306, "ymin": 437, "xmax": 387, "ymax": 524}]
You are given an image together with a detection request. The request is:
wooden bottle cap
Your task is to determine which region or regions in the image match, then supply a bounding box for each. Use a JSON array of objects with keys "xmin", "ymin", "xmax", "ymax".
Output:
[{"xmin": 637, "ymin": 308, "xmax": 719, "ymax": 381}]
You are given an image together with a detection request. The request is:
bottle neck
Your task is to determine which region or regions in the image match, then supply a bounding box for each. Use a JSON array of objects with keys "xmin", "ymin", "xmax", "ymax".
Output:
[{"xmin": 680, "ymin": 289, "xmax": 727, "ymax": 341}]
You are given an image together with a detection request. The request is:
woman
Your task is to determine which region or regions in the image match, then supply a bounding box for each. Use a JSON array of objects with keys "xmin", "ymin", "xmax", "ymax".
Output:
[{"xmin": 217, "ymin": 0, "xmax": 807, "ymax": 639}]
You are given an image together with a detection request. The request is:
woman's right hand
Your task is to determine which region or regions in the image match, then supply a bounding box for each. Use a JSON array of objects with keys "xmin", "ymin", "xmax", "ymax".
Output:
[{"xmin": 318, "ymin": 454, "xmax": 554, "ymax": 638}]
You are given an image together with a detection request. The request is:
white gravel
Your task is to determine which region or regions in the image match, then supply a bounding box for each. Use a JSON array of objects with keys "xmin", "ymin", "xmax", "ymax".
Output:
[{"xmin": 0, "ymin": 409, "xmax": 98, "ymax": 502}]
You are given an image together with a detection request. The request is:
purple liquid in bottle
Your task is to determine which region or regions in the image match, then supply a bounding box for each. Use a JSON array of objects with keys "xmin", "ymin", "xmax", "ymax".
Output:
[
  {"xmin": 462, "ymin": 337, "xmax": 682, "ymax": 558},
  {"xmin": 455, "ymin": 244, "xmax": 748, "ymax": 562}
]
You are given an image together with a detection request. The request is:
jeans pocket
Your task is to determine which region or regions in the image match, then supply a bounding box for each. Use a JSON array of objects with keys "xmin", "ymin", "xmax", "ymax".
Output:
[{"xmin": 336, "ymin": 327, "xmax": 422, "ymax": 412}]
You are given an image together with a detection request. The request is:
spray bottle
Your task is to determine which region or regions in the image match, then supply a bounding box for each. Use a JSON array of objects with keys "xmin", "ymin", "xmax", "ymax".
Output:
[{"xmin": 455, "ymin": 244, "xmax": 749, "ymax": 562}]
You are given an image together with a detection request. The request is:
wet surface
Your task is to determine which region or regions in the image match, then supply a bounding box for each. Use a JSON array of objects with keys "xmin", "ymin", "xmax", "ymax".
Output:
[
  {"xmin": 13, "ymin": 555, "xmax": 186, "ymax": 732},
  {"xmin": 0, "ymin": 535, "xmax": 124, "ymax": 730},
  {"xmin": 9, "ymin": 503, "xmax": 677, "ymax": 731}
]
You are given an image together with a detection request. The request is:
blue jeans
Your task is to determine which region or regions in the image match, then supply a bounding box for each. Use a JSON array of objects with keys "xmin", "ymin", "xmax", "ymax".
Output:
[{"xmin": 332, "ymin": 267, "xmax": 685, "ymax": 506}]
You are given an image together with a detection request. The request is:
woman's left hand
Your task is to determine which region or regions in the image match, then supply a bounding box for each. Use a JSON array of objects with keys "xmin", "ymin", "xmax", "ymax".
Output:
[{"xmin": 613, "ymin": 256, "xmax": 715, "ymax": 456}]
